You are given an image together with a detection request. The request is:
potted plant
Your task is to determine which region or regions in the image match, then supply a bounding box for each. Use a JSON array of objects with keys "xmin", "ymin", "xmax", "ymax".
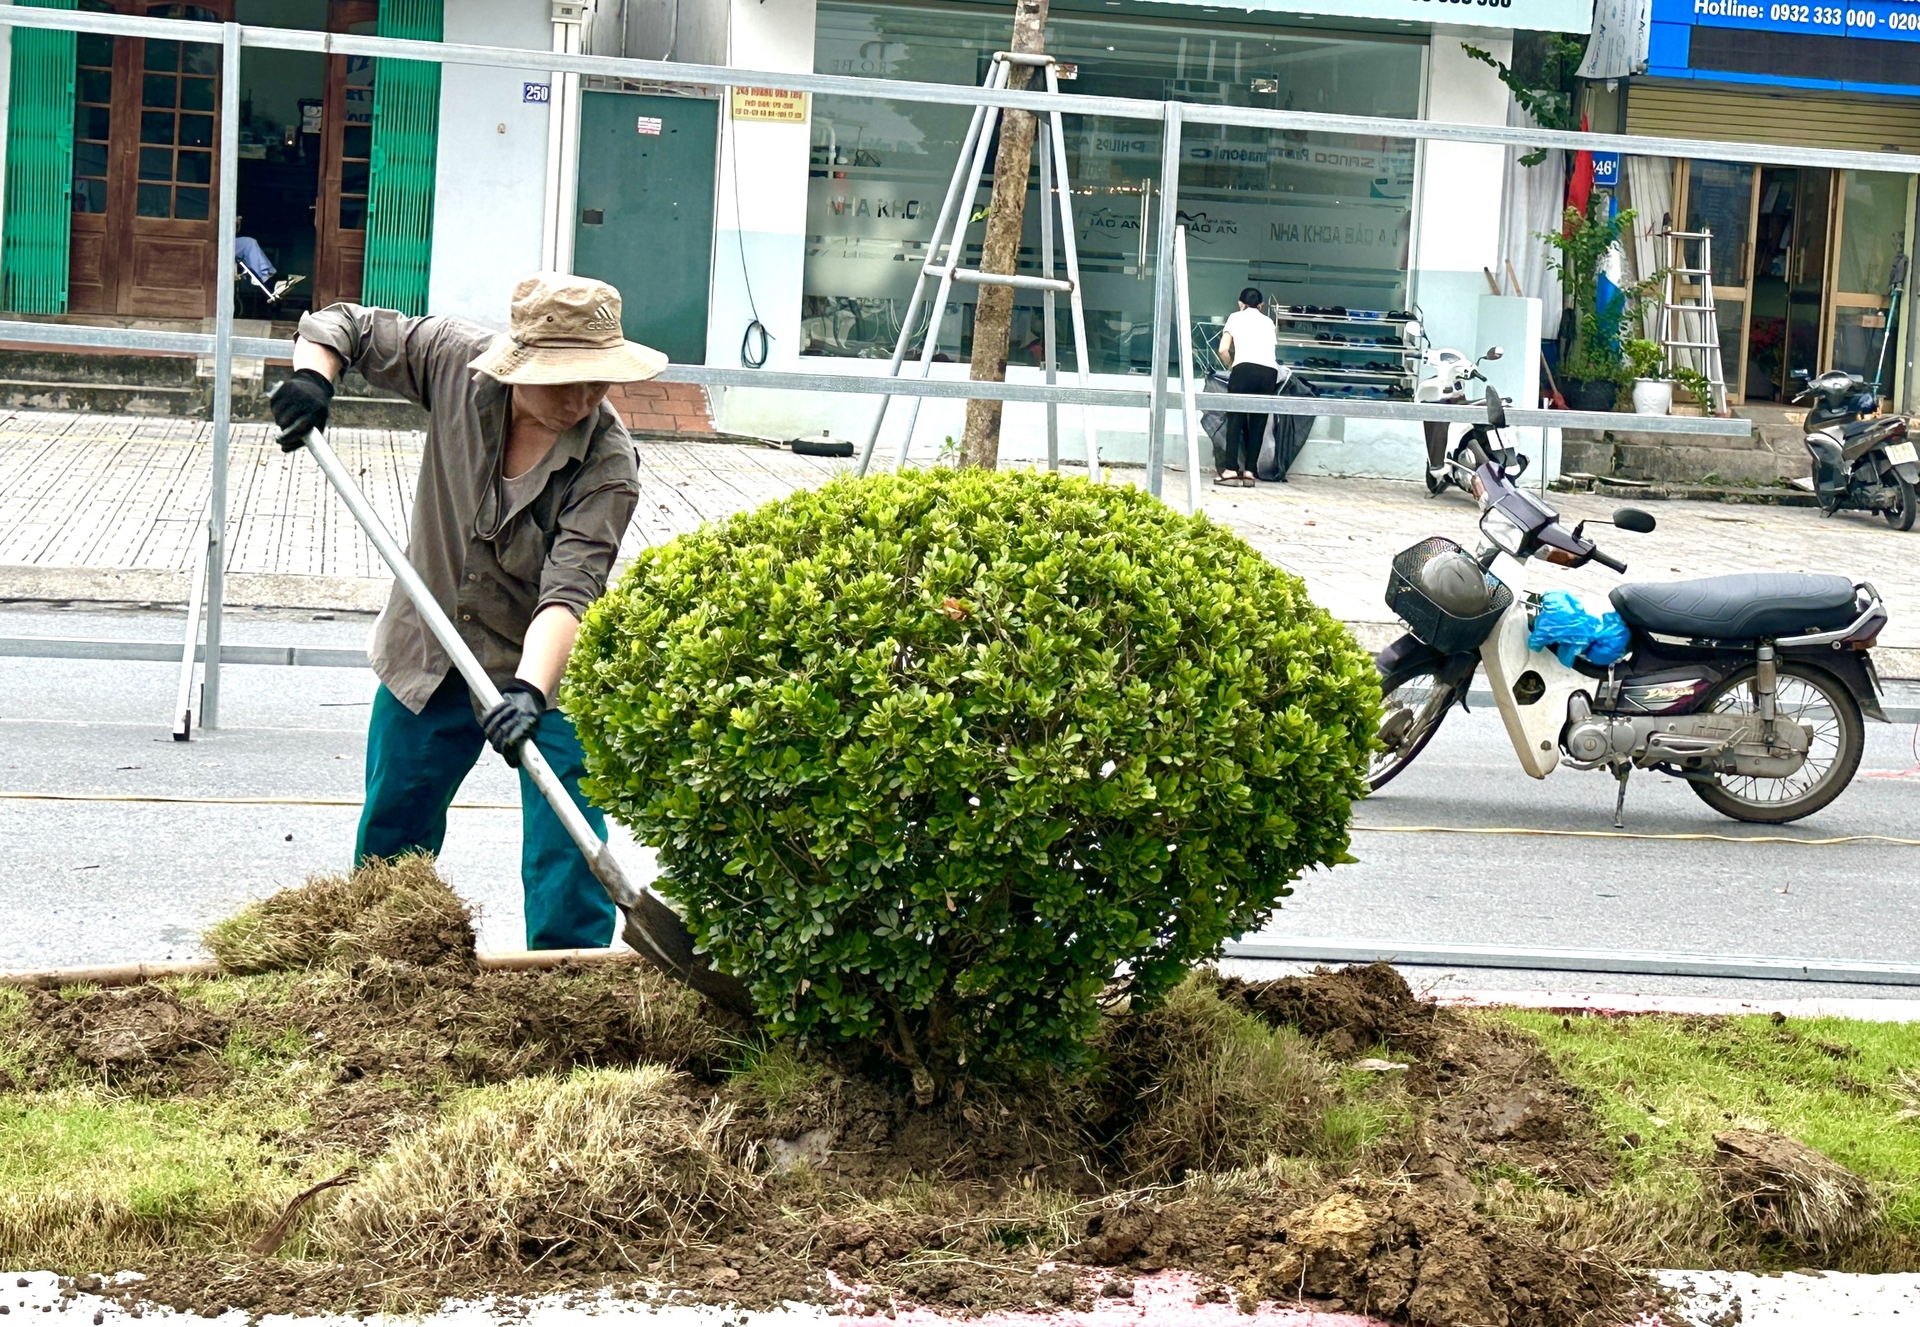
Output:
[
  {"xmin": 1623, "ymin": 338, "xmax": 1672, "ymax": 415},
  {"xmin": 1540, "ymin": 198, "xmax": 1663, "ymax": 412}
]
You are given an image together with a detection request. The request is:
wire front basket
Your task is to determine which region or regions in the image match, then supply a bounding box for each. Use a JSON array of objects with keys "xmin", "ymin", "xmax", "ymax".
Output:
[{"xmin": 1385, "ymin": 536, "xmax": 1512, "ymax": 654}]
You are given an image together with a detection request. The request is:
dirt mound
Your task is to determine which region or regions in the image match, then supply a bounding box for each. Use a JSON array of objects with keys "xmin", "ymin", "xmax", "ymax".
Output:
[
  {"xmin": 24, "ymin": 957, "xmax": 1651, "ymax": 1327},
  {"xmin": 204, "ymin": 855, "xmax": 476, "ymax": 974},
  {"xmin": 1714, "ymin": 1129, "xmax": 1877, "ymax": 1252},
  {"xmin": 28, "ymin": 984, "xmax": 229, "ymax": 1091},
  {"xmin": 1071, "ymin": 1179, "xmax": 1638, "ymax": 1326},
  {"xmin": 1216, "ymin": 961, "xmax": 1433, "ymax": 1056}
]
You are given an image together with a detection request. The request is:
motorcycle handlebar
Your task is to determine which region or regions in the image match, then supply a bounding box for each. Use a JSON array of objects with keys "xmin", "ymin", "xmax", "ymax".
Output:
[{"xmin": 1589, "ymin": 548, "xmax": 1628, "ymax": 574}]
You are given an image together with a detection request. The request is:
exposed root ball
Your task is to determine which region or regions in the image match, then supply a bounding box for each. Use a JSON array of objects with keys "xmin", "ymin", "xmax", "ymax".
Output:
[
  {"xmin": 321, "ymin": 1066, "xmax": 751, "ymax": 1271},
  {"xmin": 204, "ymin": 855, "xmax": 476, "ymax": 974},
  {"xmin": 1713, "ymin": 1129, "xmax": 1878, "ymax": 1252}
]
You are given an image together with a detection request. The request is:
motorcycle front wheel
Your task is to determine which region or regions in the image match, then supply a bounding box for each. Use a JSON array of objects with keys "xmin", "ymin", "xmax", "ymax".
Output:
[
  {"xmin": 1689, "ymin": 662, "xmax": 1865, "ymax": 823},
  {"xmin": 1883, "ymin": 471, "xmax": 1917, "ymax": 531},
  {"xmin": 1369, "ymin": 661, "xmax": 1456, "ymax": 792}
]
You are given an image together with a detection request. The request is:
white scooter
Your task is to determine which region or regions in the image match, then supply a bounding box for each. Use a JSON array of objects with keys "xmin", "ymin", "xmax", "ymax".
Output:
[
  {"xmin": 1415, "ymin": 336, "xmax": 1525, "ymax": 495},
  {"xmin": 1371, "ymin": 386, "xmax": 1890, "ymax": 826}
]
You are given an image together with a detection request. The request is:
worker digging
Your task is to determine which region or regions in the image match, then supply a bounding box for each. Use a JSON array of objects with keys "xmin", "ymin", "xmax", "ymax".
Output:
[{"xmin": 269, "ymin": 271, "xmax": 667, "ymax": 952}]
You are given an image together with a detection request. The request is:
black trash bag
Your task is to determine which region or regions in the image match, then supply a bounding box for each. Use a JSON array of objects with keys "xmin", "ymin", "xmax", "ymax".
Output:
[
  {"xmin": 1200, "ymin": 371, "xmax": 1234, "ymax": 472},
  {"xmin": 1256, "ymin": 373, "xmax": 1319, "ymax": 482}
]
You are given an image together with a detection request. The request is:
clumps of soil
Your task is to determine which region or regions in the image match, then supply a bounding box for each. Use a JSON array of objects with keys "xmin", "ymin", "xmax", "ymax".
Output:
[
  {"xmin": 1214, "ymin": 960, "xmax": 1434, "ymax": 1057},
  {"xmin": 19, "ymin": 873, "xmax": 1657, "ymax": 1327},
  {"xmin": 26, "ymin": 983, "xmax": 230, "ymax": 1092},
  {"xmin": 1713, "ymin": 1128, "xmax": 1878, "ymax": 1252},
  {"xmin": 204, "ymin": 854, "xmax": 476, "ymax": 974}
]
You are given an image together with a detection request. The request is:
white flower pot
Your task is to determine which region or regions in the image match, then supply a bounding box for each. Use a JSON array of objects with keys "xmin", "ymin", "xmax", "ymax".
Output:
[{"xmin": 1632, "ymin": 379, "xmax": 1673, "ymax": 416}]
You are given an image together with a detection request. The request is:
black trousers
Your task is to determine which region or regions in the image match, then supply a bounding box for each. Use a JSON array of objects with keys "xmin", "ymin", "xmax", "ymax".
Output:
[{"xmin": 1225, "ymin": 362, "xmax": 1279, "ymax": 474}]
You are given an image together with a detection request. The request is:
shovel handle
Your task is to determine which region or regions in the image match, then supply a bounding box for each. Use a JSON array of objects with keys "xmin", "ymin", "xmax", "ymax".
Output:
[{"xmin": 293, "ymin": 426, "xmax": 754, "ymax": 1013}]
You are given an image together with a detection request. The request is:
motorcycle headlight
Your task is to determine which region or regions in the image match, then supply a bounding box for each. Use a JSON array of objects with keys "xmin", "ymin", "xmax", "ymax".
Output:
[{"xmin": 1480, "ymin": 506, "xmax": 1527, "ymax": 557}]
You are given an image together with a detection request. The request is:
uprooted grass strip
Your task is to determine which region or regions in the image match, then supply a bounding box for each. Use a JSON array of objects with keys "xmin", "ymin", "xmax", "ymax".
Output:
[{"xmin": 3, "ymin": 860, "xmax": 1916, "ymax": 1326}]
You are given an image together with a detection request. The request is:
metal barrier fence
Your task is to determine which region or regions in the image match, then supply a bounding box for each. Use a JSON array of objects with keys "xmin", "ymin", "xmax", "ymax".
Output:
[{"xmin": 1, "ymin": 3, "xmax": 1913, "ymax": 732}]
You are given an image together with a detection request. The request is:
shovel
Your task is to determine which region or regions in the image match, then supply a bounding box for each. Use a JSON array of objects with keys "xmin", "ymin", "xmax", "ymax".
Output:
[{"xmin": 293, "ymin": 426, "xmax": 754, "ymax": 1016}]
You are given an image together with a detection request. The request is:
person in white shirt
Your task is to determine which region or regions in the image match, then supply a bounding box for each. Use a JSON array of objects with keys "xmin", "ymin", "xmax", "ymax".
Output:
[{"xmin": 1215, "ymin": 287, "xmax": 1280, "ymax": 486}]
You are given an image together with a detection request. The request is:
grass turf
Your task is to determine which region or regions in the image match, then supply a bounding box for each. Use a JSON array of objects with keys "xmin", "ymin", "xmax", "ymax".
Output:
[
  {"xmin": 5, "ymin": 965, "xmax": 1919, "ymax": 1302},
  {"xmin": 1506, "ymin": 1010, "xmax": 1920, "ymax": 1240}
]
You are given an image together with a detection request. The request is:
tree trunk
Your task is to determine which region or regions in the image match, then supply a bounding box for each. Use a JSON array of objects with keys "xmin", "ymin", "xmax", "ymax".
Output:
[{"xmin": 958, "ymin": 0, "xmax": 1048, "ymax": 471}]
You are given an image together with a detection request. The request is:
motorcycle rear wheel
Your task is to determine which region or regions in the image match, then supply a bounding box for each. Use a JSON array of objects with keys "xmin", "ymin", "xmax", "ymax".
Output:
[
  {"xmin": 1689, "ymin": 662, "xmax": 1865, "ymax": 823},
  {"xmin": 1369, "ymin": 661, "xmax": 1456, "ymax": 792},
  {"xmin": 1883, "ymin": 471, "xmax": 1917, "ymax": 531}
]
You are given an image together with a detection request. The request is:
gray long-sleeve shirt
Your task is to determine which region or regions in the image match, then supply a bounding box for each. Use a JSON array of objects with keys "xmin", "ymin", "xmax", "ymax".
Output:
[{"xmin": 298, "ymin": 303, "xmax": 640, "ymax": 714}]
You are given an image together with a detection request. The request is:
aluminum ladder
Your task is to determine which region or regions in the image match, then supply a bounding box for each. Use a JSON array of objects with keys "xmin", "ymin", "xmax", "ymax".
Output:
[
  {"xmin": 1659, "ymin": 228, "xmax": 1729, "ymax": 416},
  {"xmin": 854, "ymin": 51, "xmax": 1096, "ymax": 478}
]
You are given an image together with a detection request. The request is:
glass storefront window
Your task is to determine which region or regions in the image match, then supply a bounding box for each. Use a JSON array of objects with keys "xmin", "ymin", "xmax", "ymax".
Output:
[
  {"xmin": 806, "ymin": 2, "xmax": 1422, "ymax": 376},
  {"xmin": 1836, "ymin": 171, "xmax": 1907, "ymax": 298}
]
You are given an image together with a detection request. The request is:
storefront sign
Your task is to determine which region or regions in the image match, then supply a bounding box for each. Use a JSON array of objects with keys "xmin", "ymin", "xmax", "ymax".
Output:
[
  {"xmin": 731, "ymin": 87, "xmax": 811, "ymax": 123},
  {"xmin": 1647, "ymin": 0, "xmax": 1920, "ymax": 94},
  {"xmin": 1155, "ymin": 0, "xmax": 1591, "ymax": 32}
]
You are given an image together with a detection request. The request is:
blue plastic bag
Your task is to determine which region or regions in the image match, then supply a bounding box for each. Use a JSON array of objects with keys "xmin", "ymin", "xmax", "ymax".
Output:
[{"xmin": 1527, "ymin": 590, "xmax": 1630, "ymax": 666}]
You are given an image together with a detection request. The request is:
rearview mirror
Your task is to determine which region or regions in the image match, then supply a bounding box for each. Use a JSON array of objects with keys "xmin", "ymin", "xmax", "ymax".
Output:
[
  {"xmin": 1481, "ymin": 345, "xmax": 1504, "ymax": 362},
  {"xmin": 1484, "ymin": 383, "xmax": 1507, "ymax": 429},
  {"xmin": 1613, "ymin": 507, "xmax": 1656, "ymax": 534}
]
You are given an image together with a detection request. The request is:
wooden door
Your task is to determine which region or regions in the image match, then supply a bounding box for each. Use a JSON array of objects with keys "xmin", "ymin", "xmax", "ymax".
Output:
[
  {"xmin": 66, "ymin": 1, "xmax": 230, "ymax": 319},
  {"xmin": 313, "ymin": 1, "xmax": 378, "ymax": 309},
  {"xmin": 68, "ymin": 12, "xmax": 119, "ymax": 313}
]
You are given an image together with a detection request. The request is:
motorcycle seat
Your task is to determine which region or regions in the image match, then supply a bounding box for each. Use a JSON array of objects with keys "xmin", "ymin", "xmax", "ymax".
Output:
[{"xmin": 1610, "ymin": 573, "xmax": 1858, "ymax": 641}]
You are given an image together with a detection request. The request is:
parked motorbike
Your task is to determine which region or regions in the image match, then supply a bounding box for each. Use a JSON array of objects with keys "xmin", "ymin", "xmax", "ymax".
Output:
[
  {"xmin": 1372, "ymin": 384, "xmax": 1890, "ymax": 825},
  {"xmin": 1793, "ymin": 370, "xmax": 1919, "ymax": 531},
  {"xmin": 1416, "ymin": 339, "xmax": 1526, "ymax": 495}
]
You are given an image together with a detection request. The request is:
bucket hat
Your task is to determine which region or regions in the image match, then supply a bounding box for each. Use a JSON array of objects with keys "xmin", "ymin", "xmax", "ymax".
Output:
[{"xmin": 469, "ymin": 272, "xmax": 669, "ymax": 385}]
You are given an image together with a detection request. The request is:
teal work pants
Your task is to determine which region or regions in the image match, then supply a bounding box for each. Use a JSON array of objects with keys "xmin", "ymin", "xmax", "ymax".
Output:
[{"xmin": 354, "ymin": 671, "xmax": 617, "ymax": 951}]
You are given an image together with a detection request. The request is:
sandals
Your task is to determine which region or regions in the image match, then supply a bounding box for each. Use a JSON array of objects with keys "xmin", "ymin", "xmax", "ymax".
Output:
[{"xmin": 1216, "ymin": 470, "xmax": 1257, "ymax": 488}]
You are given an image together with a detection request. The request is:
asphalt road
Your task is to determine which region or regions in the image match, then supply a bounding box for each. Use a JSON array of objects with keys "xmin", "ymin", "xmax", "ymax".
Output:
[{"xmin": 4, "ymin": 604, "xmax": 1917, "ymax": 998}]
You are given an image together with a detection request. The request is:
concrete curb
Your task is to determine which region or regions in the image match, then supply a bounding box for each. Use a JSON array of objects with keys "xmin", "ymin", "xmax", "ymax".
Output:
[
  {"xmin": 1432, "ymin": 989, "xmax": 1920, "ymax": 1021},
  {"xmin": 0, "ymin": 565, "xmax": 389, "ymax": 614}
]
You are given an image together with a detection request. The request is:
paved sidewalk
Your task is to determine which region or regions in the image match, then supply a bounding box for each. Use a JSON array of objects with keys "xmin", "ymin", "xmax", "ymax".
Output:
[{"xmin": 1, "ymin": 410, "xmax": 1913, "ymax": 666}]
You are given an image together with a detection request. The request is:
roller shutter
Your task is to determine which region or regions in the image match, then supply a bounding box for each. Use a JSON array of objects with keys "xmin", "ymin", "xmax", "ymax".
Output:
[
  {"xmin": 1626, "ymin": 80, "xmax": 1920, "ymax": 156},
  {"xmin": 362, "ymin": 0, "xmax": 441, "ymax": 313},
  {"xmin": 2, "ymin": 0, "xmax": 79, "ymax": 314}
]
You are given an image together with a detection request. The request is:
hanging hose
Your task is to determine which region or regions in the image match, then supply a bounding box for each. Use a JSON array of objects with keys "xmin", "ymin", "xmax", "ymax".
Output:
[
  {"xmin": 729, "ymin": 107, "xmax": 771, "ymax": 369},
  {"xmin": 741, "ymin": 317, "xmax": 770, "ymax": 368}
]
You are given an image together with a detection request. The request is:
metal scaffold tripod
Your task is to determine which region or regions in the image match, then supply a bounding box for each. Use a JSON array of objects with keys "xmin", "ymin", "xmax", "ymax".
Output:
[{"xmin": 854, "ymin": 51, "xmax": 1097, "ymax": 479}]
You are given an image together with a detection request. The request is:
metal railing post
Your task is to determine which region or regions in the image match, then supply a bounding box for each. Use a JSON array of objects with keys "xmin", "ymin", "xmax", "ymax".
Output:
[
  {"xmin": 202, "ymin": 20, "xmax": 241, "ymax": 729},
  {"xmin": 1173, "ymin": 226, "xmax": 1203, "ymax": 515},
  {"xmin": 1145, "ymin": 103, "xmax": 1182, "ymax": 497}
]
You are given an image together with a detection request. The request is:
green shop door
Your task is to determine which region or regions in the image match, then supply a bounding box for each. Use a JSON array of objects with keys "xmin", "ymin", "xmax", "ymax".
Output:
[{"xmin": 574, "ymin": 93, "xmax": 718, "ymax": 364}]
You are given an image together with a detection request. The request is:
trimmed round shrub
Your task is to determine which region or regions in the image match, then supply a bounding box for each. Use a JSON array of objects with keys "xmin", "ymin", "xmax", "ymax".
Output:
[{"xmin": 565, "ymin": 468, "xmax": 1377, "ymax": 1079}]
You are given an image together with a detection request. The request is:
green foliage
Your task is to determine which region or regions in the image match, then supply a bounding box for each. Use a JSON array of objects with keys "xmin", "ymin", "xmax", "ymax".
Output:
[
  {"xmin": 1460, "ymin": 34, "xmax": 1586, "ymax": 165},
  {"xmin": 565, "ymin": 468, "xmax": 1378, "ymax": 1081},
  {"xmin": 1540, "ymin": 198, "xmax": 1663, "ymax": 385},
  {"xmin": 1673, "ymin": 365, "xmax": 1719, "ymax": 412},
  {"xmin": 1623, "ymin": 338, "xmax": 1666, "ymax": 381}
]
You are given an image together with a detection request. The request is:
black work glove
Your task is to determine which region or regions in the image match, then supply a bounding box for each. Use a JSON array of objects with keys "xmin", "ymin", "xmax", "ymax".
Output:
[
  {"xmin": 481, "ymin": 680, "xmax": 546, "ymax": 768},
  {"xmin": 270, "ymin": 368, "xmax": 335, "ymax": 450}
]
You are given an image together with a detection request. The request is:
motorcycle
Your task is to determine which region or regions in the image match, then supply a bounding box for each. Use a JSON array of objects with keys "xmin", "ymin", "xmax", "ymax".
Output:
[
  {"xmin": 1415, "ymin": 338, "xmax": 1526, "ymax": 496},
  {"xmin": 1793, "ymin": 369, "xmax": 1919, "ymax": 531},
  {"xmin": 1372, "ymin": 385, "xmax": 1890, "ymax": 825}
]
